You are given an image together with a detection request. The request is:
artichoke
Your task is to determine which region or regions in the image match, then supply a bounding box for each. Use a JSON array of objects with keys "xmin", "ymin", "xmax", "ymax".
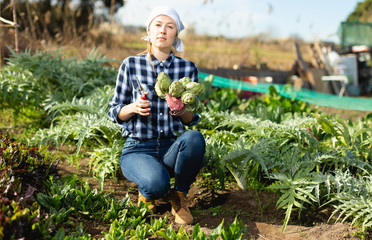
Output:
[
  {"xmin": 169, "ymin": 81, "xmax": 185, "ymax": 98},
  {"xmin": 181, "ymin": 90, "xmax": 196, "ymax": 105},
  {"xmin": 179, "ymin": 77, "xmax": 191, "ymax": 87},
  {"xmin": 185, "ymin": 82, "xmax": 204, "ymax": 95},
  {"xmin": 155, "ymin": 83, "xmax": 167, "ymax": 99},
  {"xmin": 186, "ymin": 97, "xmax": 201, "ymax": 113},
  {"xmin": 156, "ymin": 72, "xmax": 172, "ymax": 92}
]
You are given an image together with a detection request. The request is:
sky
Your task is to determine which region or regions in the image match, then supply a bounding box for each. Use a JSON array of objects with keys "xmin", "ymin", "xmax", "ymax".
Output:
[{"xmin": 114, "ymin": 0, "xmax": 362, "ymax": 43}]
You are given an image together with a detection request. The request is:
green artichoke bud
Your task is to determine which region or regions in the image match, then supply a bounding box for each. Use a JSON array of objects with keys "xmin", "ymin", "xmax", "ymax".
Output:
[
  {"xmin": 155, "ymin": 83, "xmax": 167, "ymax": 99},
  {"xmin": 181, "ymin": 90, "xmax": 196, "ymax": 105},
  {"xmin": 156, "ymin": 72, "xmax": 172, "ymax": 92},
  {"xmin": 169, "ymin": 81, "xmax": 185, "ymax": 98},
  {"xmin": 185, "ymin": 82, "xmax": 204, "ymax": 95},
  {"xmin": 186, "ymin": 97, "xmax": 201, "ymax": 113},
  {"xmin": 179, "ymin": 77, "xmax": 191, "ymax": 87}
]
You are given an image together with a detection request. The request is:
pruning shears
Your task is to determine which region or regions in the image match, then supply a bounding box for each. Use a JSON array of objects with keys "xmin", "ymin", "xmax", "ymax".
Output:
[
  {"xmin": 135, "ymin": 76, "xmax": 147, "ymax": 100},
  {"xmin": 135, "ymin": 76, "xmax": 150, "ymax": 116}
]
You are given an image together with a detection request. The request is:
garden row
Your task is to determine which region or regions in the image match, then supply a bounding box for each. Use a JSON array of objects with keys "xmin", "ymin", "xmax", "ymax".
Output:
[{"xmin": 1, "ymin": 49, "xmax": 372, "ymax": 239}]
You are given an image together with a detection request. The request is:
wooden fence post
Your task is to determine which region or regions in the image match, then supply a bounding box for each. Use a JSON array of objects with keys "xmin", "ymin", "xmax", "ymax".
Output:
[
  {"xmin": 0, "ymin": 0, "xmax": 19, "ymax": 67},
  {"xmin": 12, "ymin": 0, "xmax": 19, "ymax": 53}
]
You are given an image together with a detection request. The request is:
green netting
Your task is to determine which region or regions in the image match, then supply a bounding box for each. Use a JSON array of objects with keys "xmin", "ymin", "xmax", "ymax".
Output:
[
  {"xmin": 337, "ymin": 21, "xmax": 372, "ymax": 48},
  {"xmin": 199, "ymin": 72, "xmax": 372, "ymax": 111}
]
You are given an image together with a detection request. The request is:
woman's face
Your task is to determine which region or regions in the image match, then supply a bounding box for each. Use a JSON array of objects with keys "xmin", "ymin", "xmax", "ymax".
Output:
[{"xmin": 148, "ymin": 15, "xmax": 177, "ymax": 51}]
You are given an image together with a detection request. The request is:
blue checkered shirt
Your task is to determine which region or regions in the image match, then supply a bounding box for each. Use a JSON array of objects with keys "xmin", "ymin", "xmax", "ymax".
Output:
[{"xmin": 108, "ymin": 52, "xmax": 200, "ymax": 140}]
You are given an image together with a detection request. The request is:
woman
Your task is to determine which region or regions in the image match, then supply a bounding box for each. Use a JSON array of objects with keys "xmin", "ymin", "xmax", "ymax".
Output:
[{"xmin": 108, "ymin": 6, "xmax": 205, "ymax": 225}]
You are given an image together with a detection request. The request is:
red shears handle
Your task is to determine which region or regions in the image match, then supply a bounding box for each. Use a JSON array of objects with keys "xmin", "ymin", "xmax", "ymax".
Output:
[{"xmin": 141, "ymin": 95, "xmax": 150, "ymax": 116}]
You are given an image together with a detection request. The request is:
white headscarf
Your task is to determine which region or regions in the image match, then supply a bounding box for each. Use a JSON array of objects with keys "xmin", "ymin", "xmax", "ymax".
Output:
[{"xmin": 141, "ymin": 6, "xmax": 185, "ymax": 52}]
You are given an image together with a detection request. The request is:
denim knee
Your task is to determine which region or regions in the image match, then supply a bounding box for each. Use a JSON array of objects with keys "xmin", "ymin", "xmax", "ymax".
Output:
[
  {"xmin": 182, "ymin": 130, "xmax": 205, "ymax": 154},
  {"xmin": 180, "ymin": 130, "xmax": 205, "ymax": 145},
  {"xmin": 139, "ymin": 178, "xmax": 171, "ymax": 200}
]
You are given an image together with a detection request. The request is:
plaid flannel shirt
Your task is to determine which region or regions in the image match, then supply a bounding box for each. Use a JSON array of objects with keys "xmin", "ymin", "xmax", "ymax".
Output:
[{"xmin": 108, "ymin": 52, "xmax": 200, "ymax": 140}]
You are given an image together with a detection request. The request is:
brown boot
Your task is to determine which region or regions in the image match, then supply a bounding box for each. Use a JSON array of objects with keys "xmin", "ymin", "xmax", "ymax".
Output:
[
  {"xmin": 170, "ymin": 189, "xmax": 193, "ymax": 225},
  {"xmin": 138, "ymin": 191, "xmax": 156, "ymax": 212}
]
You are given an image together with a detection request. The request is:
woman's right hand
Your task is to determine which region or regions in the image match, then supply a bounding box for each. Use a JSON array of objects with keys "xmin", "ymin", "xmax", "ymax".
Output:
[
  {"xmin": 117, "ymin": 92, "xmax": 151, "ymax": 121},
  {"xmin": 134, "ymin": 92, "xmax": 151, "ymax": 116}
]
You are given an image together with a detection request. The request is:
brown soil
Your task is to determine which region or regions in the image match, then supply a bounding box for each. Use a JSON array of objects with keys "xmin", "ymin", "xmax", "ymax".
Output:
[{"xmin": 55, "ymin": 156, "xmax": 364, "ymax": 240}]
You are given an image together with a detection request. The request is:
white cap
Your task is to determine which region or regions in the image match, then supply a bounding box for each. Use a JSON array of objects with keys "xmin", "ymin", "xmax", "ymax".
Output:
[{"xmin": 141, "ymin": 6, "xmax": 185, "ymax": 52}]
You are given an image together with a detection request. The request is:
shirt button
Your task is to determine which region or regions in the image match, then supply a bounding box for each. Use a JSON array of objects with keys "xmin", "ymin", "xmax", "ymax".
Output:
[
  {"xmin": 160, "ymin": 130, "xmax": 163, "ymax": 133},
  {"xmin": 160, "ymin": 113, "xmax": 163, "ymax": 116},
  {"xmin": 160, "ymin": 62, "xmax": 163, "ymax": 66}
]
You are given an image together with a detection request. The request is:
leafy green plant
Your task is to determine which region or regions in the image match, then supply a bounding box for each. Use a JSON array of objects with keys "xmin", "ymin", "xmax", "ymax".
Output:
[
  {"xmin": 243, "ymin": 86, "xmax": 316, "ymax": 123},
  {"xmin": 198, "ymin": 74, "xmax": 248, "ymax": 113},
  {"xmin": 198, "ymin": 74, "xmax": 216, "ymax": 103},
  {"xmin": 0, "ymin": 130, "xmax": 57, "ymax": 202},
  {"xmin": 32, "ymin": 86, "xmax": 121, "ymax": 152},
  {"xmin": 0, "ymin": 201, "xmax": 52, "ymax": 240},
  {"xmin": 210, "ymin": 217, "xmax": 248, "ymax": 240},
  {"xmin": 221, "ymin": 143, "xmax": 267, "ymax": 190},
  {"xmin": 31, "ymin": 86, "xmax": 123, "ymax": 188},
  {"xmin": 52, "ymin": 223, "xmax": 92, "ymax": 240},
  {"xmin": 314, "ymin": 113, "xmax": 372, "ymax": 161},
  {"xmin": 89, "ymin": 138, "xmax": 125, "ymax": 191},
  {"xmin": 205, "ymin": 88, "xmax": 243, "ymax": 112},
  {"xmin": 200, "ymin": 129, "xmax": 237, "ymax": 189},
  {"xmin": 328, "ymin": 171, "xmax": 372, "ymax": 232},
  {"xmin": 7, "ymin": 48, "xmax": 117, "ymax": 101},
  {"xmin": 103, "ymin": 214, "xmax": 148, "ymax": 240},
  {"xmin": 1, "ymin": 48, "xmax": 118, "ymax": 123},
  {"xmin": 0, "ymin": 131, "xmax": 57, "ymax": 239},
  {"xmin": 191, "ymin": 224, "xmax": 218, "ymax": 240},
  {"xmin": 0, "ymin": 65, "xmax": 42, "ymax": 121},
  {"xmin": 268, "ymin": 170, "xmax": 319, "ymax": 232},
  {"xmin": 156, "ymin": 225, "xmax": 190, "ymax": 240},
  {"xmin": 37, "ymin": 174, "xmax": 113, "ymax": 221},
  {"xmin": 217, "ymin": 111, "xmax": 372, "ymax": 232},
  {"xmin": 332, "ymin": 194, "xmax": 372, "ymax": 232}
]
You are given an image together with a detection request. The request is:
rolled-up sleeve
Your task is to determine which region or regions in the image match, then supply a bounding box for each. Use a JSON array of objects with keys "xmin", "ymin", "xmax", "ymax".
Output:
[{"xmin": 108, "ymin": 60, "xmax": 133, "ymax": 126}]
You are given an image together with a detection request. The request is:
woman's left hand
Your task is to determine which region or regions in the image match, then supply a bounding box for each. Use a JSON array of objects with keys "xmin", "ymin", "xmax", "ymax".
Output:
[{"xmin": 169, "ymin": 107, "xmax": 187, "ymax": 116}]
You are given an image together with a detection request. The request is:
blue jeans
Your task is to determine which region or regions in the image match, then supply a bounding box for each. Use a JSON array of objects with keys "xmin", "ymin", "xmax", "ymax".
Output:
[{"xmin": 120, "ymin": 130, "xmax": 205, "ymax": 200}]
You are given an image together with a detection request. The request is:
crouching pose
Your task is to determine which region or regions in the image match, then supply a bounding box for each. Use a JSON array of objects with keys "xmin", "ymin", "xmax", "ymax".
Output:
[{"xmin": 108, "ymin": 6, "xmax": 205, "ymax": 224}]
